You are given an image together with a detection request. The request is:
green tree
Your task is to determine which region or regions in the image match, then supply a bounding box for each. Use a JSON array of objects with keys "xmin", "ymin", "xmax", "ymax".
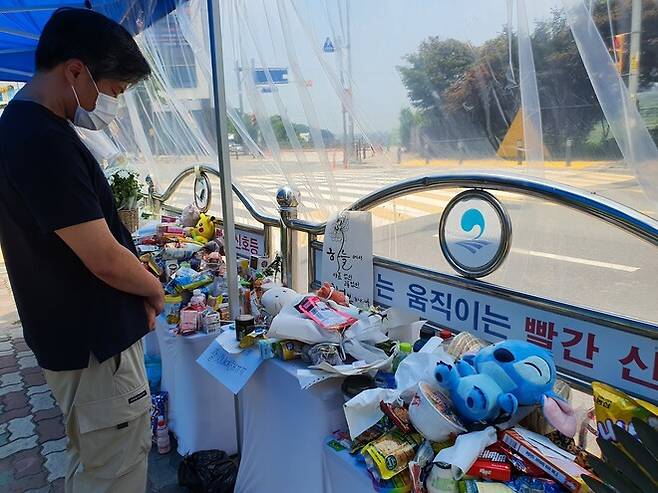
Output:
[
  {"xmin": 268, "ymin": 115, "xmax": 335, "ymax": 148},
  {"xmin": 398, "ymin": 1, "xmax": 658, "ymax": 158},
  {"xmin": 398, "ymin": 38, "xmax": 475, "ymax": 114}
]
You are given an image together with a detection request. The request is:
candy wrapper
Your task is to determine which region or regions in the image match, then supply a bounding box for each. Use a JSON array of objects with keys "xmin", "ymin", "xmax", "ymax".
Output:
[
  {"xmin": 163, "ymin": 242, "xmax": 203, "ymax": 261},
  {"xmin": 505, "ymin": 477, "xmax": 562, "ymax": 493},
  {"xmin": 380, "ymin": 400, "xmax": 414, "ymax": 434},
  {"xmin": 151, "ymin": 391, "xmax": 168, "ymax": 442},
  {"xmin": 172, "ymin": 267, "xmax": 213, "ymax": 292},
  {"xmin": 409, "ymin": 440, "xmax": 435, "ymax": 493},
  {"xmin": 328, "ymin": 430, "xmax": 353, "ymax": 452}
]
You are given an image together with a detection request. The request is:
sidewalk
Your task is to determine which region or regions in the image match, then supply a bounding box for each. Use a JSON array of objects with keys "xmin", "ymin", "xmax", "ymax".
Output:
[{"xmin": 0, "ymin": 253, "xmax": 183, "ymax": 492}]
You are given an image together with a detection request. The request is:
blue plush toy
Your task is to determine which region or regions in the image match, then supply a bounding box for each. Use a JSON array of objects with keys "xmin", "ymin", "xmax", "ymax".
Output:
[
  {"xmin": 435, "ymin": 360, "xmax": 518, "ymax": 425},
  {"xmin": 435, "ymin": 340, "xmax": 577, "ymax": 436}
]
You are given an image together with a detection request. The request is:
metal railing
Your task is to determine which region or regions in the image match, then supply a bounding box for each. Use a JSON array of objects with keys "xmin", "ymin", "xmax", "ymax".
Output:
[{"xmin": 149, "ymin": 165, "xmax": 658, "ymax": 402}]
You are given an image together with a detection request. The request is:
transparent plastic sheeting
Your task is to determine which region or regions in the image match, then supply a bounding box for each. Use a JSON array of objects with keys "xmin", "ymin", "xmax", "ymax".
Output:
[{"xmin": 80, "ymin": 0, "xmax": 658, "ymax": 321}]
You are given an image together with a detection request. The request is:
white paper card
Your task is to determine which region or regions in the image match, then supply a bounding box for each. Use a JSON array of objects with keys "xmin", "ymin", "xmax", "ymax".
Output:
[
  {"xmin": 321, "ymin": 211, "xmax": 374, "ymax": 307},
  {"xmin": 216, "ymin": 328, "xmax": 244, "ymax": 354},
  {"xmin": 197, "ymin": 334, "xmax": 263, "ymax": 394}
]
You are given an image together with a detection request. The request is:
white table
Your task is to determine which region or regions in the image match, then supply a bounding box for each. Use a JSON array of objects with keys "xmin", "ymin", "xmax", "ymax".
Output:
[
  {"xmin": 322, "ymin": 437, "xmax": 376, "ymax": 493},
  {"xmin": 154, "ymin": 318, "xmax": 238, "ymax": 456},
  {"xmin": 234, "ymin": 359, "xmax": 348, "ymax": 493}
]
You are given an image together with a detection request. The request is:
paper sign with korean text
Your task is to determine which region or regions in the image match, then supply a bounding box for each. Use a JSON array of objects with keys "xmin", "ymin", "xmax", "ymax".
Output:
[
  {"xmin": 321, "ymin": 211, "xmax": 374, "ymax": 307},
  {"xmin": 217, "ymin": 227, "xmax": 265, "ymax": 258},
  {"xmin": 371, "ymin": 263, "xmax": 657, "ymax": 403},
  {"xmin": 197, "ymin": 331, "xmax": 263, "ymax": 394}
]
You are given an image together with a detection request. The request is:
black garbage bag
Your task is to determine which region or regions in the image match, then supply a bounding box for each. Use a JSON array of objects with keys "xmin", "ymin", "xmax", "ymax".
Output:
[{"xmin": 178, "ymin": 450, "xmax": 239, "ymax": 493}]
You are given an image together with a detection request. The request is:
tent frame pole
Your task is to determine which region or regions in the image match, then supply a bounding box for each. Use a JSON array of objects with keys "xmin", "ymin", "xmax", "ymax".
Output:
[{"xmin": 206, "ymin": 0, "xmax": 242, "ymax": 455}]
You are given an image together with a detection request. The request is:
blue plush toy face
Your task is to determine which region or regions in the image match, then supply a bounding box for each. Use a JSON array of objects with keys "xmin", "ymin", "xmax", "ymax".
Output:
[
  {"xmin": 453, "ymin": 374, "xmax": 500, "ymax": 423},
  {"xmin": 474, "ymin": 340, "xmax": 556, "ymax": 405}
]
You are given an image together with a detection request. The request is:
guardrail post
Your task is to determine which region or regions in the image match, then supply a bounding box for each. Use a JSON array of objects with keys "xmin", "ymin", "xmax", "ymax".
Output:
[
  {"xmin": 277, "ymin": 186, "xmax": 299, "ymax": 289},
  {"xmin": 145, "ymin": 175, "xmax": 161, "ymax": 217},
  {"xmin": 307, "ymin": 233, "xmax": 317, "ymax": 292}
]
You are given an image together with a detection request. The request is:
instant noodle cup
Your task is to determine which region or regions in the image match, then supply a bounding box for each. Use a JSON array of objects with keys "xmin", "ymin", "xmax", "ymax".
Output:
[
  {"xmin": 408, "ymin": 382, "xmax": 466, "ymax": 442},
  {"xmin": 592, "ymin": 381, "xmax": 658, "ymax": 442}
]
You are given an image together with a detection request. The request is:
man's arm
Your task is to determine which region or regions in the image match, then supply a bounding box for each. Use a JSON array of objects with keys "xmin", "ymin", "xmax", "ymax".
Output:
[{"xmin": 56, "ymin": 219, "xmax": 164, "ymax": 313}]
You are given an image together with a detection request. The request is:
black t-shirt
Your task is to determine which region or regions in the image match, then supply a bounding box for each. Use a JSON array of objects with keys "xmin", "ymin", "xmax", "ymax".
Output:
[{"xmin": 0, "ymin": 100, "xmax": 148, "ymax": 371}]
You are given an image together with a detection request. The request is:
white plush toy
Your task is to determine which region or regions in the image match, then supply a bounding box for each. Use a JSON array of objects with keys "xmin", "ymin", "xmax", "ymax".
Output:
[
  {"xmin": 181, "ymin": 204, "xmax": 201, "ymax": 228},
  {"xmin": 261, "ymin": 287, "xmax": 298, "ymax": 319}
]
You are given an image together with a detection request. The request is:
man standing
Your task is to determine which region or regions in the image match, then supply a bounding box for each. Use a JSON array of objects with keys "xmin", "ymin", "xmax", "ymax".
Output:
[{"xmin": 0, "ymin": 8, "xmax": 164, "ymax": 492}]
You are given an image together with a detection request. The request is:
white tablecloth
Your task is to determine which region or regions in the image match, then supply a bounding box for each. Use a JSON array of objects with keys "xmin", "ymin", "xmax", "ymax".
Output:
[
  {"xmin": 234, "ymin": 359, "xmax": 347, "ymax": 493},
  {"xmin": 154, "ymin": 319, "xmax": 238, "ymax": 456},
  {"xmin": 322, "ymin": 437, "xmax": 375, "ymax": 493}
]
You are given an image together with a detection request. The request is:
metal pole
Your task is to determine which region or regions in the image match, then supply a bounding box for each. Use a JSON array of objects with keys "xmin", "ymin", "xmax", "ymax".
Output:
[
  {"xmin": 276, "ymin": 186, "xmax": 299, "ymax": 289},
  {"xmin": 207, "ymin": 0, "xmax": 242, "ymax": 458},
  {"xmin": 628, "ymin": 0, "xmax": 642, "ymax": 99},
  {"xmin": 346, "ymin": 0, "xmax": 355, "ymax": 164},
  {"xmin": 307, "ymin": 233, "xmax": 317, "ymax": 292},
  {"xmin": 235, "ymin": 60, "xmax": 243, "ymax": 115},
  {"xmin": 565, "ymin": 138, "xmax": 573, "ymax": 167},
  {"xmin": 206, "ymin": 0, "xmax": 240, "ymax": 321}
]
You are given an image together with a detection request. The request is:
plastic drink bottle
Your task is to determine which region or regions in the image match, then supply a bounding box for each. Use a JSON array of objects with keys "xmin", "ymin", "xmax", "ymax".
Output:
[{"xmin": 156, "ymin": 416, "xmax": 171, "ymax": 454}]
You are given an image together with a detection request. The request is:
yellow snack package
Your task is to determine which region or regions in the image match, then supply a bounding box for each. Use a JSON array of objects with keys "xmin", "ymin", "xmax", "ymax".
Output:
[
  {"xmin": 361, "ymin": 429, "xmax": 424, "ymax": 481},
  {"xmin": 592, "ymin": 381, "xmax": 658, "ymax": 442}
]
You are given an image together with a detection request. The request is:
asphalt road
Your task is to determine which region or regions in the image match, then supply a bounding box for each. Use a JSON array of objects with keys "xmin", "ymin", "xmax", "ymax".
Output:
[{"xmin": 145, "ymin": 158, "xmax": 658, "ymax": 324}]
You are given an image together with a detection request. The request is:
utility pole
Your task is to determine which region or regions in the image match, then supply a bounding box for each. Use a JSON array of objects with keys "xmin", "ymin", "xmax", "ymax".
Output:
[
  {"xmin": 236, "ymin": 60, "xmax": 243, "ymax": 115},
  {"xmin": 337, "ymin": 35, "xmax": 348, "ymax": 167},
  {"xmin": 346, "ymin": 0, "xmax": 355, "ymax": 164},
  {"xmin": 628, "ymin": 0, "xmax": 642, "ymax": 100}
]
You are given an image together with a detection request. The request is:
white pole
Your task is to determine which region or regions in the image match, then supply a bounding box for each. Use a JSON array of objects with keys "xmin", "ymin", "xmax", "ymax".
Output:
[
  {"xmin": 628, "ymin": 0, "xmax": 642, "ymax": 99},
  {"xmin": 206, "ymin": 0, "xmax": 242, "ymax": 456},
  {"xmin": 206, "ymin": 0, "xmax": 240, "ymax": 321}
]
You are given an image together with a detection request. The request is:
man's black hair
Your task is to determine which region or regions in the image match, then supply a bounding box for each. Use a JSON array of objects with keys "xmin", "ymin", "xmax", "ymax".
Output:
[{"xmin": 35, "ymin": 8, "xmax": 151, "ymax": 84}]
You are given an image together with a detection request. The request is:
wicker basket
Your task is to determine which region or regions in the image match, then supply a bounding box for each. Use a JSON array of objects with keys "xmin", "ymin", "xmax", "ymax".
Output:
[{"xmin": 118, "ymin": 208, "xmax": 139, "ymax": 233}]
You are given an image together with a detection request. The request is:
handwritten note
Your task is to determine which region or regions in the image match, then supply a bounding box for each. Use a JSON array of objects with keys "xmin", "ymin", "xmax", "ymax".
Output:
[
  {"xmin": 321, "ymin": 211, "xmax": 374, "ymax": 307},
  {"xmin": 196, "ymin": 331, "xmax": 263, "ymax": 394}
]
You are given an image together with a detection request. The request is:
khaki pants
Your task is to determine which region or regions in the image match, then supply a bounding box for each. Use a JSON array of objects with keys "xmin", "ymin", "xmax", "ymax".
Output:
[{"xmin": 44, "ymin": 341, "xmax": 152, "ymax": 493}]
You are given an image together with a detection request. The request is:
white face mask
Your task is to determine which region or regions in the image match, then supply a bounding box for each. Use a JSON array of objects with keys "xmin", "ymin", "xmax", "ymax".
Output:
[{"xmin": 71, "ymin": 67, "xmax": 119, "ymax": 130}]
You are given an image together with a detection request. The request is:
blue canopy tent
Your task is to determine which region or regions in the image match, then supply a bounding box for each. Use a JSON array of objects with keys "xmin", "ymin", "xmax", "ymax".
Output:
[{"xmin": 0, "ymin": 0, "xmax": 180, "ymax": 81}]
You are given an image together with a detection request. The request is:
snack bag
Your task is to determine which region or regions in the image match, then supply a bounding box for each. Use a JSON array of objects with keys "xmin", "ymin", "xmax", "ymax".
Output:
[
  {"xmin": 592, "ymin": 382, "xmax": 658, "ymax": 442},
  {"xmin": 351, "ymin": 416, "xmax": 394, "ymax": 454},
  {"xmin": 362, "ymin": 429, "xmax": 424, "ymax": 481}
]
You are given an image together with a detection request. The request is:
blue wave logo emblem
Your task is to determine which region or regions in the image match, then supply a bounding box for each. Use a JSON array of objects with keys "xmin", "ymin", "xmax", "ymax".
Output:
[{"xmin": 456, "ymin": 208, "xmax": 490, "ymax": 254}]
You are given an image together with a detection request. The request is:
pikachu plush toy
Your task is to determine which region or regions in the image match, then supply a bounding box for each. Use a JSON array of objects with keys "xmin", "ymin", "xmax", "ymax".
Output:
[{"xmin": 191, "ymin": 213, "xmax": 216, "ymax": 244}]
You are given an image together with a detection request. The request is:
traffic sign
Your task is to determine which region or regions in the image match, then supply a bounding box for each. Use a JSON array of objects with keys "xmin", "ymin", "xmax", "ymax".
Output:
[
  {"xmin": 253, "ymin": 67, "xmax": 288, "ymax": 85},
  {"xmin": 323, "ymin": 37, "xmax": 335, "ymax": 53}
]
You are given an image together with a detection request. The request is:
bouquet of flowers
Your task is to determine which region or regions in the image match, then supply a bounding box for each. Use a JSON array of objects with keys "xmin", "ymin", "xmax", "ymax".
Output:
[
  {"xmin": 105, "ymin": 161, "xmax": 144, "ymax": 210},
  {"xmin": 104, "ymin": 158, "xmax": 144, "ymax": 232}
]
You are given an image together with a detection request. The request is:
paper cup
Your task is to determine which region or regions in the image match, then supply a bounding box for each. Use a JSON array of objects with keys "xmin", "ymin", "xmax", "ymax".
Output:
[{"xmin": 408, "ymin": 382, "xmax": 466, "ymax": 442}]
